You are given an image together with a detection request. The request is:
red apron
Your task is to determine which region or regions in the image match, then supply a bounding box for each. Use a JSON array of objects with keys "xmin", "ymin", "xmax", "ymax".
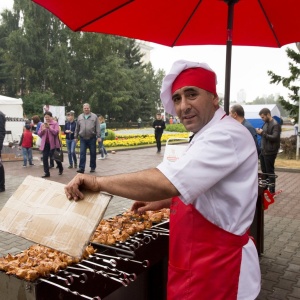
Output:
[{"xmin": 168, "ymin": 196, "xmax": 249, "ymax": 300}]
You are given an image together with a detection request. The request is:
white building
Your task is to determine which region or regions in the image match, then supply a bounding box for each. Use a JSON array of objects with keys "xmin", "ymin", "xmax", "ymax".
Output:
[
  {"xmin": 136, "ymin": 40, "xmax": 153, "ymax": 64},
  {"xmin": 237, "ymin": 89, "xmax": 247, "ymax": 103}
]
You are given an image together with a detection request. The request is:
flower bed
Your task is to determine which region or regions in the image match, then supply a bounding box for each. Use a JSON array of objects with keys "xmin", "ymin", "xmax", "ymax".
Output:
[{"xmin": 33, "ymin": 132, "xmax": 189, "ymax": 148}]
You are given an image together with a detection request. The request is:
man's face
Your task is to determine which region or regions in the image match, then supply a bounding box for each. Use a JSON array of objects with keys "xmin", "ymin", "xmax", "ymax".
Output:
[
  {"xmin": 83, "ymin": 105, "xmax": 90, "ymax": 115},
  {"xmin": 172, "ymin": 86, "xmax": 219, "ymax": 133},
  {"xmin": 260, "ymin": 113, "xmax": 270, "ymax": 123},
  {"xmin": 156, "ymin": 114, "xmax": 162, "ymax": 120}
]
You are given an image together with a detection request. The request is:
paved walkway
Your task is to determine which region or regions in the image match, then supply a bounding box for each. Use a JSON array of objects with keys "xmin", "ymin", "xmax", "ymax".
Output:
[{"xmin": 0, "ymin": 147, "xmax": 300, "ymax": 299}]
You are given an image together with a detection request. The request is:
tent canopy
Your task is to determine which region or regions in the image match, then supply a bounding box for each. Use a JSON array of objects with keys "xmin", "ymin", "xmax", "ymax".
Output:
[
  {"xmin": 243, "ymin": 104, "xmax": 281, "ymax": 129},
  {"xmin": 0, "ymin": 95, "xmax": 23, "ymax": 118}
]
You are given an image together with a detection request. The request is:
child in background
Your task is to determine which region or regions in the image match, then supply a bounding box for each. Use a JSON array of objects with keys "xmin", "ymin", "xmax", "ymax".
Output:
[{"xmin": 19, "ymin": 124, "xmax": 34, "ymax": 167}]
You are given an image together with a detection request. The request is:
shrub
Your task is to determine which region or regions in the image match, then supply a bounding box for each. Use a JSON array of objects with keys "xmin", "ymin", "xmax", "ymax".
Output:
[
  {"xmin": 106, "ymin": 129, "xmax": 115, "ymax": 140},
  {"xmin": 166, "ymin": 123, "xmax": 187, "ymax": 132},
  {"xmin": 280, "ymin": 135, "xmax": 297, "ymax": 159}
]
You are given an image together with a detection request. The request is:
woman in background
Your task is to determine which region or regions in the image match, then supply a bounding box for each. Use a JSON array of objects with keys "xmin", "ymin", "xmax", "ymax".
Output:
[
  {"xmin": 98, "ymin": 115, "xmax": 108, "ymax": 160},
  {"xmin": 38, "ymin": 111, "xmax": 63, "ymax": 177},
  {"xmin": 64, "ymin": 111, "xmax": 77, "ymax": 168}
]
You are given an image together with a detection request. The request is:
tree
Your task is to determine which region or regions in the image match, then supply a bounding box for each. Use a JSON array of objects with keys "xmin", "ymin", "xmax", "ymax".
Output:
[
  {"xmin": 0, "ymin": 0, "xmax": 162, "ymax": 121},
  {"xmin": 268, "ymin": 48, "xmax": 300, "ymax": 122}
]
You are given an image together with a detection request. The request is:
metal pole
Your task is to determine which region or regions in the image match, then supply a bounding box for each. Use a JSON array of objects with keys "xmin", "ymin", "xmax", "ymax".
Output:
[
  {"xmin": 296, "ymin": 103, "xmax": 300, "ymax": 160},
  {"xmin": 295, "ymin": 43, "xmax": 300, "ymax": 160}
]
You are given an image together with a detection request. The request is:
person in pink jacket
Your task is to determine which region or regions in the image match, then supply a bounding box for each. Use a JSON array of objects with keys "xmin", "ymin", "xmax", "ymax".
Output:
[{"xmin": 38, "ymin": 111, "xmax": 63, "ymax": 178}]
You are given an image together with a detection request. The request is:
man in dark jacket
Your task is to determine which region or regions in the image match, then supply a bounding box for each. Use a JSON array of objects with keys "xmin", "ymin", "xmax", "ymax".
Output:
[
  {"xmin": 230, "ymin": 104, "xmax": 260, "ymax": 156},
  {"xmin": 152, "ymin": 112, "xmax": 166, "ymax": 153},
  {"xmin": 0, "ymin": 110, "xmax": 6, "ymax": 192},
  {"xmin": 256, "ymin": 107, "xmax": 281, "ymax": 194},
  {"xmin": 74, "ymin": 103, "xmax": 100, "ymax": 173}
]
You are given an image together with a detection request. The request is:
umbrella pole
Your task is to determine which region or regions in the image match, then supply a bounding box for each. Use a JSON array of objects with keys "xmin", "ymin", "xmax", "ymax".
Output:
[{"xmin": 224, "ymin": 0, "xmax": 238, "ymax": 114}]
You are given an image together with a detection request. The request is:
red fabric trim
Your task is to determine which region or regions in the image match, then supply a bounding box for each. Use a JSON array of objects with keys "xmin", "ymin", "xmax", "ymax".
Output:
[{"xmin": 171, "ymin": 68, "xmax": 217, "ymax": 95}]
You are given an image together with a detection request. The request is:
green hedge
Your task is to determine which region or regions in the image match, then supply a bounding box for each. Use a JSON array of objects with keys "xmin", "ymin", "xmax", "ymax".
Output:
[{"xmin": 166, "ymin": 123, "xmax": 187, "ymax": 132}]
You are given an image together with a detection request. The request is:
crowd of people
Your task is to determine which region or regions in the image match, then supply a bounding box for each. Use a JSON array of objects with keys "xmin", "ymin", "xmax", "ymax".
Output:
[{"xmin": 0, "ymin": 96, "xmax": 286, "ymax": 193}]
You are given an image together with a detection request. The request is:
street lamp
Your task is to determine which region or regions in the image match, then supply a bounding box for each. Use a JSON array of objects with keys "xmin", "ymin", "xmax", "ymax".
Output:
[{"xmin": 296, "ymin": 43, "xmax": 300, "ymax": 160}]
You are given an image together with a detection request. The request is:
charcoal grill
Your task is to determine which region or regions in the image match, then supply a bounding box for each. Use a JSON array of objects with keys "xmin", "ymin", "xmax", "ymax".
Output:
[{"xmin": 0, "ymin": 221, "xmax": 169, "ymax": 300}]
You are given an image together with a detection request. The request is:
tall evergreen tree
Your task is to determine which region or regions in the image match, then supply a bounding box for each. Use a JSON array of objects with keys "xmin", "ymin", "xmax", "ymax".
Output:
[
  {"xmin": 0, "ymin": 0, "xmax": 162, "ymax": 121},
  {"xmin": 268, "ymin": 48, "xmax": 300, "ymax": 122}
]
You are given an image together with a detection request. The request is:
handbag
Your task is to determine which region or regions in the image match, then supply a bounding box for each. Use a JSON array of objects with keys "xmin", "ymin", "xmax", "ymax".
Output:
[
  {"xmin": 52, "ymin": 138, "xmax": 64, "ymax": 162},
  {"xmin": 52, "ymin": 149, "xmax": 63, "ymax": 162},
  {"xmin": 36, "ymin": 136, "xmax": 42, "ymax": 147}
]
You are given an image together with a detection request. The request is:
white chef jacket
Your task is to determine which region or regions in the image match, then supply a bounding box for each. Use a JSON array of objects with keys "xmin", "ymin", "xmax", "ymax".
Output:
[{"xmin": 157, "ymin": 107, "xmax": 261, "ymax": 300}]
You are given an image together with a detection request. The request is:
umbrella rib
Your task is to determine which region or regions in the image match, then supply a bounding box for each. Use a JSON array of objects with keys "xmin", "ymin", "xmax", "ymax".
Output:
[
  {"xmin": 171, "ymin": 0, "xmax": 204, "ymax": 47},
  {"xmin": 74, "ymin": 0, "xmax": 135, "ymax": 31},
  {"xmin": 257, "ymin": 0, "xmax": 281, "ymax": 47}
]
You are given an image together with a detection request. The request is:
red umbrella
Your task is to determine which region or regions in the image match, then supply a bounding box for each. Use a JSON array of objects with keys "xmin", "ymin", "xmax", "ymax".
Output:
[{"xmin": 31, "ymin": 0, "xmax": 300, "ymax": 113}]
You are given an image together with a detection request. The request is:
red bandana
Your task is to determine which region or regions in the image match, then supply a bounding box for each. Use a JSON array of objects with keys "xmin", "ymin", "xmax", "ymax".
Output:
[{"xmin": 171, "ymin": 67, "xmax": 217, "ymax": 95}]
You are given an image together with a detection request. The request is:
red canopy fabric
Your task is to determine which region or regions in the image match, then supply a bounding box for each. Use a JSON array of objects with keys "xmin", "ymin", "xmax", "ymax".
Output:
[{"xmin": 32, "ymin": 0, "xmax": 300, "ymax": 48}]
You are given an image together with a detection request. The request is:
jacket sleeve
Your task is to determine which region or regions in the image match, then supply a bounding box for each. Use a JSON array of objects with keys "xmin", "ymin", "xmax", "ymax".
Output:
[
  {"xmin": 0, "ymin": 113, "xmax": 5, "ymax": 150},
  {"xmin": 262, "ymin": 123, "xmax": 280, "ymax": 141},
  {"xmin": 95, "ymin": 116, "xmax": 101, "ymax": 138},
  {"xmin": 74, "ymin": 119, "xmax": 80, "ymax": 139},
  {"xmin": 64, "ymin": 122, "xmax": 68, "ymax": 134},
  {"xmin": 49, "ymin": 122, "xmax": 59, "ymax": 137},
  {"xmin": 38, "ymin": 125, "xmax": 44, "ymax": 137},
  {"xmin": 19, "ymin": 134, "xmax": 24, "ymax": 147}
]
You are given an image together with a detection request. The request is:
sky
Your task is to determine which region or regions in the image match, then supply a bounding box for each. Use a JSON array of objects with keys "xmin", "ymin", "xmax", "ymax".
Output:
[{"xmin": 0, "ymin": 0, "xmax": 298, "ymax": 103}]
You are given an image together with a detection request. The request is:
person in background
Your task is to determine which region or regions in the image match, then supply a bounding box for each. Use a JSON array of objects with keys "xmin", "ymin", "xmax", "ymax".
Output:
[
  {"xmin": 49, "ymin": 116, "xmax": 62, "ymax": 169},
  {"xmin": 0, "ymin": 110, "xmax": 6, "ymax": 192},
  {"xmin": 98, "ymin": 115, "xmax": 108, "ymax": 160},
  {"xmin": 74, "ymin": 103, "xmax": 100, "ymax": 173},
  {"xmin": 65, "ymin": 60, "xmax": 260, "ymax": 299},
  {"xmin": 19, "ymin": 124, "xmax": 34, "ymax": 167},
  {"xmin": 32, "ymin": 115, "xmax": 43, "ymax": 165},
  {"xmin": 294, "ymin": 122, "xmax": 298, "ymax": 135},
  {"xmin": 38, "ymin": 111, "xmax": 63, "ymax": 178},
  {"xmin": 65, "ymin": 111, "xmax": 78, "ymax": 168},
  {"xmin": 32, "ymin": 115, "xmax": 43, "ymax": 134},
  {"xmin": 137, "ymin": 117, "xmax": 142, "ymax": 128},
  {"xmin": 230, "ymin": 104, "xmax": 260, "ymax": 156},
  {"xmin": 256, "ymin": 108, "xmax": 281, "ymax": 194},
  {"xmin": 152, "ymin": 112, "xmax": 166, "ymax": 153}
]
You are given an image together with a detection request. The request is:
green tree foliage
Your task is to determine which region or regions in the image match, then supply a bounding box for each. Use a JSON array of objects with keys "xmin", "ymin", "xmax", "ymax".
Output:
[
  {"xmin": 0, "ymin": 0, "xmax": 162, "ymax": 121},
  {"xmin": 268, "ymin": 48, "xmax": 300, "ymax": 122}
]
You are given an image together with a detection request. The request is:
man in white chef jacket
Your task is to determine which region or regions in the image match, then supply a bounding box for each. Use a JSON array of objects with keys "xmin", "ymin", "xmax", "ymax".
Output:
[{"xmin": 65, "ymin": 60, "xmax": 261, "ymax": 300}]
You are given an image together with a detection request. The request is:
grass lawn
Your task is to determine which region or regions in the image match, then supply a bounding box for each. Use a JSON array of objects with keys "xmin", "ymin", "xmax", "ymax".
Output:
[{"xmin": 275, "ymin": 156, "xmax": 300, "ymax": 169}]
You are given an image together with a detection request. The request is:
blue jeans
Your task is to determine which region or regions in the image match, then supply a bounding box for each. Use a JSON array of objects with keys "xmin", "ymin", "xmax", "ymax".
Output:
[
  {"xmin": 66, "ymin": 139, "xmax": 77, "ymax": 166},
  {"xmin": 98, "ymin": 138, "xmax": 107, "ymax": 158},
  {"xmin": 22, "ymin": 147, "xmax": 33, "ymax": 166},
  {"xmin": 79, "ymin": 137, "xmax": 97, "ymax": 171}
]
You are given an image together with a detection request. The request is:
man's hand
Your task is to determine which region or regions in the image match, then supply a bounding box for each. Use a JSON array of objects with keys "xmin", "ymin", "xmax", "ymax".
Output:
[
  {"xmin": 131, "ymin": 199, "xmax": 171, "ymax": 214},
  {"xmin": 64, "ymin": 174, "xmax": 101, "ymax": 201},
  {"xmin": 256, "ymin": 128, "xmax": 263, "ymax": 135}
]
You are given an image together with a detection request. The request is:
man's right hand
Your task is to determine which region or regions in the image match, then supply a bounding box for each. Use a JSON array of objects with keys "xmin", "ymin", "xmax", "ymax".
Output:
[
  {"xmin": 64, "ymin": 174, "xmax": 101, "ymax": 201},
  {"xmin": 131, "ymin": 199, "xmax": 171, "ymax": 214}
]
